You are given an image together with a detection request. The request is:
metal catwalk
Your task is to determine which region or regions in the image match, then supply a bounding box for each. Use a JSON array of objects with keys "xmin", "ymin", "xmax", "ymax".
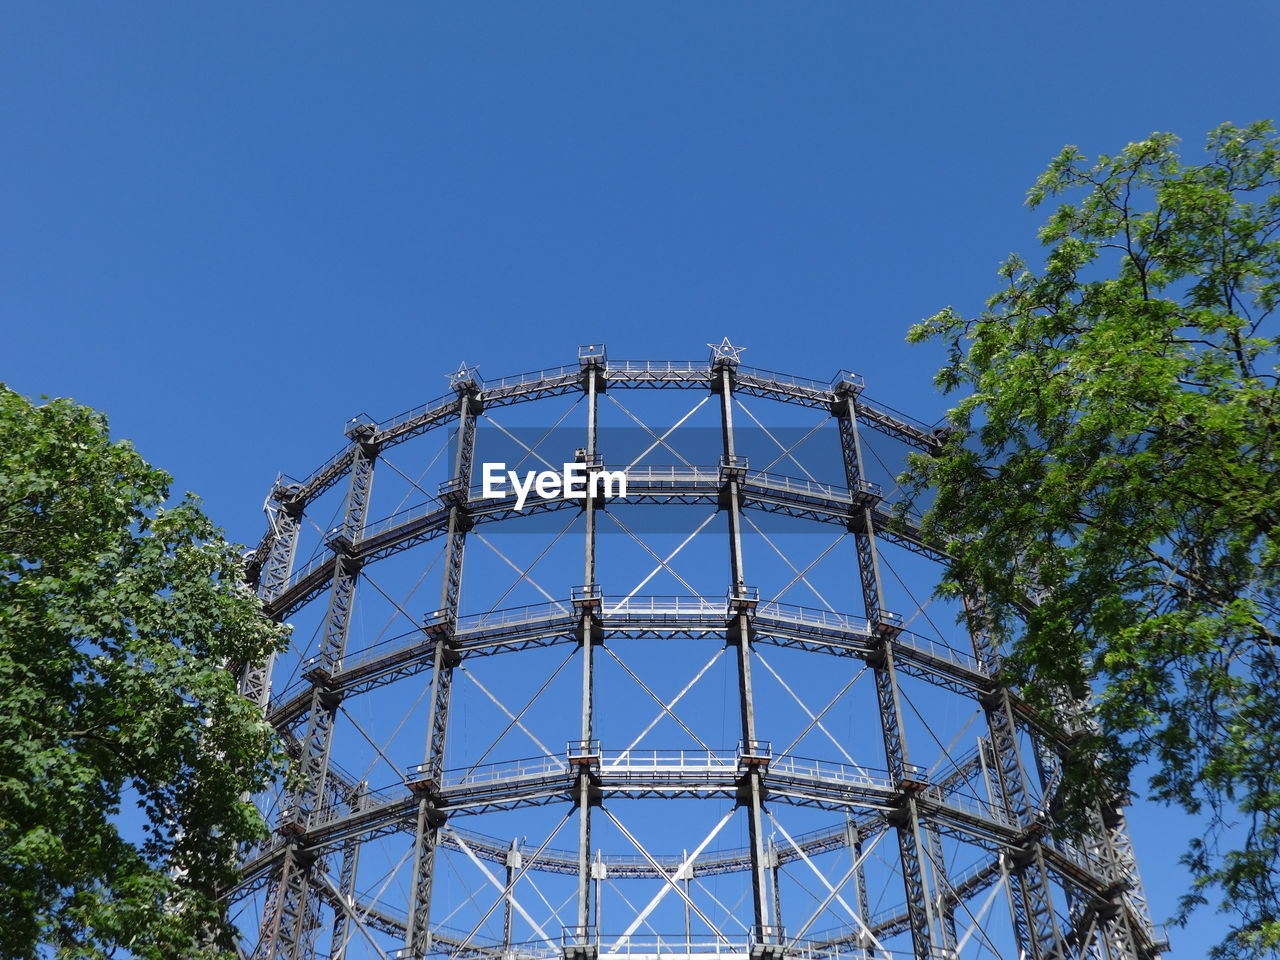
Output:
[{"xmin": 230, "ymin": 342, "xmax": 1166, "ymax": 960}]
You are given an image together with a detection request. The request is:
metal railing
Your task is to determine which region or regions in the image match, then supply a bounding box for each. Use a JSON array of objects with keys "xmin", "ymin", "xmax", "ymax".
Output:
[
  {"xmin": 744, "ymin": 470, "xmax": 881, "ymax": 503},
  {"xmin": 359, "ymin": 497, "xmax": 447, "ymax": 541},
  {"xmin": 426, "ymin": 747, "xmax": 911, "ymax": 795},
  {"xmin": 736, "ymin": 365, "xmax": 833, "ymax": 395},
  {"xmin": 598, "ymin": 748, "xmax": 741, "ymax": 773},
  {"xmin": 920, "ymin": 781, "xmax": 1017, "ymax": 829},
  {"xmin": 375, "ymin": 391, "xmax": 456, "ymax": 433},
  {"xmin": 768, "ymin": 755, "xmax": 902, "ymax": 791},
  {"xmin": 609, "ymin": 359, "xmax": 705, "ymax": 376},
  {"xmin": 756, "ymin": 601, "xmax": 872, "ymax": 635},
  {"xmin": 622, "ymin": 465, "xmax": 718, "ymax": 483},
  {"xmin": 892, "ymin": 630, "xmax": 981, "ymax": 674},
  {"xmin": 596, "ymin": 933, "xmax": 748, "ymax": 957},
  {"xmin": 435, "ymin": 753, "xmax": 570, "ymax": 789},
  {"xmin": 457, "ymin": 600, "xmax": 576, "ymax": 633},
  {"xmin": 280, "ymin": 550, "xmax": 335, "ymax": 592},
  {"xmin": 603, "ymin": 595, "xmax": 726, "ymax": 618},
  {"xmin": 482, "ymin": 364, "xmax": 581, "ymax": 392}
]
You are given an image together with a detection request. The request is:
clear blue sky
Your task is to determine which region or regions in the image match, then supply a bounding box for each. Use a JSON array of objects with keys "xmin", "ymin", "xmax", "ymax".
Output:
[{"xmin": 5, "ymin": 3, "xmax": 1277, "ymax": 954}]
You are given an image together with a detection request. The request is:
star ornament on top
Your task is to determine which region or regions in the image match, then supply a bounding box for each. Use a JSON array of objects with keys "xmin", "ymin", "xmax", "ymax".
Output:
[
  {"xmin": 708, "ymin": 338, "xmax": 746, "ymax": 364},
  {"xmin": 447, "ymin": 361, "xmax": 479, "ymax": 387}
]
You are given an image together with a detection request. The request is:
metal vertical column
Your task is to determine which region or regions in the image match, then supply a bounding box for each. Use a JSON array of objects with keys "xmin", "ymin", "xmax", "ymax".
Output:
[
  {"xmin": 329, "ymin": 783, "xmax": 366, "ymax": 960},
  {"xmin": 844, "ymin": 819, "xmax": 872, "ymax": 934},
  {"xmin": 923, "ymin": 825, "xmax": 959, "ymax": 957},
  {"xmin": 1103, "ymin": 805, "xmax": 1159, "ymax": 958},
  {"xmin": 504, "ymin": 839, "xmax": 520, "ymax": 954},
  {"xmin": 1056, "ymin": 696, "xmax": 1159, "ymax": 960},
  {"xmin": 247, "ymin": 486, "xmax": 303, "ymax": 959},
  {"xmin": 834, "ymin": 382, "xmax": 941, "ymax": 959},
  {"xmin": 1093, "ymin": 808, "xmax": 1144, "ymax": 960},
  {"xmin": 575, "ymin": 347, "xmax": 604, "ymax": 938},
  {"xmin": 768, "ymin": 837, "xmax": 784, "ymax": 938},
  {"xmin": 966, "ymin": 596, "xmax": 1066, "ymax": 960},
  {"xmin": 593, "ymin": 851, "xmax": 606, "ymax": 937},
  {"xmin": 713, "ymin": 352, "xmax": 773, "ymax": 940},
  {"xmin": 1067, "ymin": 698, "xmax": 1160, "ymax": 959},
  {"xmin": 683, "ymin": 850, "xmax": 693, "ymax": 953},
  {"xmin": 268, "ymin": 426, "xmax": 378, "ymax": 960},
  {"xmin": 404, "ymin": 376, "xmax": 479, "ymax": 956},
  {"xmin": 241, "ymin": 484, "xmax": 303, "ymax": 709}
]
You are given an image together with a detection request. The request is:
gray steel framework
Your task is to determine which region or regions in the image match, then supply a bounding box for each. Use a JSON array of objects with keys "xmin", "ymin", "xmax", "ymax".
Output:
[{"xmin": 231, "ymin": 344, "xmax": 1167, "ymax": 960}]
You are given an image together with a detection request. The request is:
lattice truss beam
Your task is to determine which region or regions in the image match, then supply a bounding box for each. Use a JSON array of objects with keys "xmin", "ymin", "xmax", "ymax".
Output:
[{"xmin": 230, "ymin": 346, "xmax": 1167, "ymax": 960}]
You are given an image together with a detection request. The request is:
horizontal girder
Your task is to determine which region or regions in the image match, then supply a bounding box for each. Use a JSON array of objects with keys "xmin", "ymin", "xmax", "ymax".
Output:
[
  {"xmin": 263, "ymin": 360, "xmax": 942, "ymax": 510},
  {"xmin": 264, "ymin": 595, "xmax": 984, "ymax": 730},
  {"xmin": 265, "ymin": 467, "xmax": 941, "ymax": 621}
]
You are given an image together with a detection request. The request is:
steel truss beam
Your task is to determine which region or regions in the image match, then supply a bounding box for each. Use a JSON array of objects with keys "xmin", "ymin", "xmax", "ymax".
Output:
[
  {"xmin": 835, "ymin": 387, "xmax": 942, "ymax": 960},
  {"xmin": 715, "ymin": 356, "xmax": 774, "ymax": 940},
  {"xmin": 404, "ymin": 378, "xmax": 480, "ymax": 957},
  {"xmin": 260, "ymin": 425, "xmax": 379, "ymax": 959},
  {"xmin": 575, "ymin": 352, "xmax": 603, "ymax": 936},
  {"xmin": 963, "ymin": 593, "xmax": 1066, "ymax": 960},
  {"xmin": 239, "ymin": 484, "xmax": 303, "ymax": 710}
]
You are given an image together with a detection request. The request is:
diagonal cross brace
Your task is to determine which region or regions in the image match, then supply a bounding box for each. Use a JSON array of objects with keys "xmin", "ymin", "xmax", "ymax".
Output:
[
  {"xmin": 459, "ymin": 665, "xmax": 566, "ymax": 763},
  {"xmin": 603, "ymin": 806, "xmax": 735, "ymax": 948},
  {"xmin": 789, "ymin": 826, "xmax": 889, "ymax": 942},
  {"xmin": 450, "ymin": 829, "xmax": 556, "ymax": 945},
  {"xmin": 754, "ymin": 649, "xmax": 868, "ymax": 773},
  {"xmin": 733, "ymin": 395, "xmax": 819, "ymax": 482},
  {"xmin": 447, "ymin": 810, "xmax": 576, "ymax": 950},
  {"xmin": 606, "ymin": 646, "xmax": 716, "ymax": 754},
  {"xmin": 779, "ymin": 667, "xmax": 868, "ymax": 758},
  {"xmin": 613, "ymin": 807, "xmax": 737, "ymax": 946},
  {"xmin": 605, "ymin": 510, "xmax": 708, "ymax": 598},
  {"xmin": 744, "ymin": 511, "xmax": 838, "ymax": 612},
  {"xmin": 616, "ymin": 510, "xmax": 720, "ymax": 603},
  {"xmin": 610, "ymin": 393, "xmax": 711, "ymax": 470},
  {"xmin": 768, "ymin": 811, "xmax": 888, "ymax": 955},
  {"xmin": 472, "ymin": 532, "xmax": 567, "ymax": 609},
  {"xmin": 618, "ymin": 647, "xmax": 726, "ymax": 756}
]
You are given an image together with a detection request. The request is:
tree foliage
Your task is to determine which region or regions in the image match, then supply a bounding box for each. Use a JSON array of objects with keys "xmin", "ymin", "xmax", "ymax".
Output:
[
  {"xmin": 901, "ymin": 124, "xmax": 1280, "ymax": 957},
  {"xmin": 905, "ymin": 121, "xmax": 1280, "ymax": 956},
  {"xmin": 0, "ymin": 386, "xmax": 287, "ymax": 959}
]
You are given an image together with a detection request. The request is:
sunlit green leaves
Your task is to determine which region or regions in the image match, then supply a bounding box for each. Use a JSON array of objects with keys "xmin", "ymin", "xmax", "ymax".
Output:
[
  {"xmin": 0, "ymin": 386, "xmax": 288, "ymax": 959},
  {"xmin": 904, "ymin": 122, "xmax": 1280, "ymax": 958}
]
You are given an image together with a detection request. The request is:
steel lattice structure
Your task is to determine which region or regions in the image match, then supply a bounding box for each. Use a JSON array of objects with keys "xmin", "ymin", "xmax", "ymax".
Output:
[{"xmin": 230, "ymin": 342, "xmax": 1169, "ymax": 960}]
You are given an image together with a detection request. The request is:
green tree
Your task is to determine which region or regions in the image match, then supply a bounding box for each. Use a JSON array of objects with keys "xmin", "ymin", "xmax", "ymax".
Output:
[
  {"xmin": 905, "ymin": 121, "xmax": 1280, "ymax": 957},
  {"xmin": 0, "ymin": 386, "xmax": 287, "ymax": 958}
]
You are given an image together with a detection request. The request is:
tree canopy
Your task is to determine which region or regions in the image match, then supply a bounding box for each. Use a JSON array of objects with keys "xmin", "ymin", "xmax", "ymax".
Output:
[
  {"xmin": 0, "ymin": 386, "xmax": 287, "ymax": 959},
  {"xmin": 905, "ymin": 121, "xmax": 1280, "ymax": 956}
]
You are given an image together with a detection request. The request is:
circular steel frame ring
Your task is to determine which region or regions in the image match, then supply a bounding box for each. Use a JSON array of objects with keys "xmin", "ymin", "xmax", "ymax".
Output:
[{"xmin": 232, "ymin": 347, "xmax": 1165, "ymax": 960}]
